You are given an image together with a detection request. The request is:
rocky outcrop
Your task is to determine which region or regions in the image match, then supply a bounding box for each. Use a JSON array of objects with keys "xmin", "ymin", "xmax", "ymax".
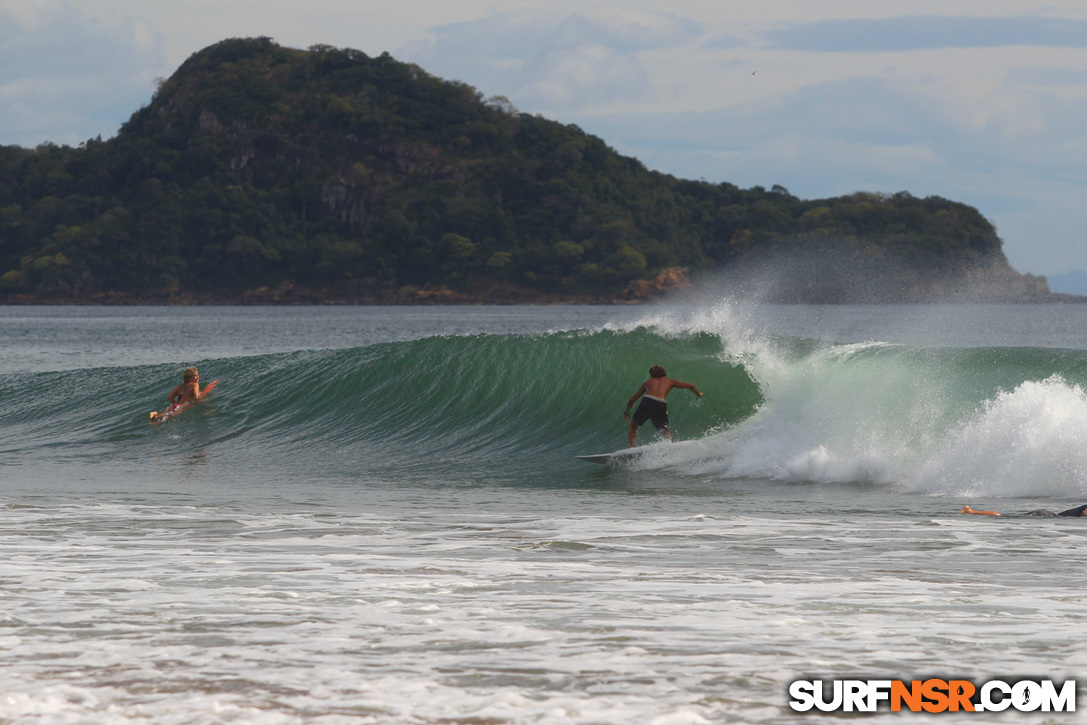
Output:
[{"xmin": 623, "ymin": 267, "xmax": 691, "ymax": 300}]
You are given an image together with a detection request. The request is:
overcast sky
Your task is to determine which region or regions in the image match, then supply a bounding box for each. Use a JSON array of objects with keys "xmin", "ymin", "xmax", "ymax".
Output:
[{"xmin": 3, "ymin": 0, "xmax": 1087, "ymax": 278}]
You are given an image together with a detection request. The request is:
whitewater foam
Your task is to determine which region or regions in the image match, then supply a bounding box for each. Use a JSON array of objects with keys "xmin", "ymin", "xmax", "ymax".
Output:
[{"xmin": 913, "ymin": 375, "xmax": 1087, "ymax": 497}]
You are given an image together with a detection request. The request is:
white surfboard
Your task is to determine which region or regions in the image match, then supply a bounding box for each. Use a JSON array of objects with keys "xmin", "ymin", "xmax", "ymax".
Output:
[{"xmin": 576, "ymin": 447, "xmax": 646, "ymax": 465}]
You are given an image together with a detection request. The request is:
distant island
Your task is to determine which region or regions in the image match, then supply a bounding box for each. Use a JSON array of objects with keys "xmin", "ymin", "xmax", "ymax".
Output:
[{"xmin": 0, "ymin": 37, "xmax": 1065, "ymax": 304}]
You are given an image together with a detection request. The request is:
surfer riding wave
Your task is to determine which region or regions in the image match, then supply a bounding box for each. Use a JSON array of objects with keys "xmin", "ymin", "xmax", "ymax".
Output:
[{"xmin": 623, "ymin": 365, "xmax": 702, "ymax": 448}]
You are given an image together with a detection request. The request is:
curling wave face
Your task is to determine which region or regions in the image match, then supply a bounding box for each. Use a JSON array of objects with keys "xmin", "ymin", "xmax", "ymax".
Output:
[{"xmin": 5, "ymin": 302, "xmax": 1087, "ymax": 498}]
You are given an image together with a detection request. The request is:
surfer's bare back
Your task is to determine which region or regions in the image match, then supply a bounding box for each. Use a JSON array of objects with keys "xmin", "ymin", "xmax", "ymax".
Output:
[{"xmin": 623, "ymin": 365, "xmax": 702, "ymax": 447}]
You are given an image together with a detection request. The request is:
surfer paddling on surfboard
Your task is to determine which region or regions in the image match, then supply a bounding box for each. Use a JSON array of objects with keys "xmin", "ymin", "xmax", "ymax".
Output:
[
  {"xmin": 623, "ymin": 365, "xmax": 702, "ymax": 448},
  {"xmin": 150, "ymin": 366, "xmax": 217, "ymax": 422},
  {"xmin": 960, "ymin": 503, "xmax": 1087, "ymax": 518}
]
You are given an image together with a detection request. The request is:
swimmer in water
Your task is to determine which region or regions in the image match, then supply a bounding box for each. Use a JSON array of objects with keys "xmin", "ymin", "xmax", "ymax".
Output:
[
  {"xmin": 958, "ymin": 505, "xmax": 1001, "ymax": 517},
  {"xmin": 959, "ymin": 504, "xmax": 1087, "ymax": 518}
]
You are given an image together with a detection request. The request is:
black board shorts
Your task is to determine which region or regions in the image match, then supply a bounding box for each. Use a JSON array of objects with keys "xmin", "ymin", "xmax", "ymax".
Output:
[{"xmin": 632, "ymin": 397, "xmax": 669, "ymax": 431}]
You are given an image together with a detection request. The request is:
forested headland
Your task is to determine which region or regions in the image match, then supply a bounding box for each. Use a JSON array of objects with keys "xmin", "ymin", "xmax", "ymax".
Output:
[{"xmin": 0, "ymin": 37, "xmax": 1057, "ymax": 304}]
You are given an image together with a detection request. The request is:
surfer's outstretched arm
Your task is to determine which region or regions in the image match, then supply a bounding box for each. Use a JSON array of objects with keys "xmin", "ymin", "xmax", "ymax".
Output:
[
  {"xmin": 670, "ymin": 380, "xmax": 703, "ymax": 398},
  {"xmin": 194, "ymin": 379, "xmax": 218, "ymax": 402},
  {"xmin": 959, "ymin": 505, "xmax": 1001, "ymax": 516}
]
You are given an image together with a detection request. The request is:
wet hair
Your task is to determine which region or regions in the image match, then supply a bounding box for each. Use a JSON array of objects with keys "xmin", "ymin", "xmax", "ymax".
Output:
[
  {"xmin": 649, "ymin": 365, "xmax": 666, "ymax": 378},
  {"xmin": 183, "ymin": 366, "xmax": 199, "ymax": 381}
]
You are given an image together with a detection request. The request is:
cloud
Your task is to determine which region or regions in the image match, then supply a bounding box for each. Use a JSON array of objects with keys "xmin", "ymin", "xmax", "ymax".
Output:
[
  {"xmin": 766, "ymin": 15, "xmax": 1087, "ymax": 53},
  {"xmin": 400, "ymin": 9, "xmax": 702, "ymax": 110},
  {"xmin": 1008, "ymin": 66, "xmax": 1087, "ymax": 86},
  {"xmin": 0, "ymin": 0, "xmax": 166, "ymax": 146},
  {"xmin": 578, "ymin": 77, "xmax": 944, "ymax": 193},
  {"xmin": 703, "ymin": 33, "xmax": 746, "ymax": 50}
]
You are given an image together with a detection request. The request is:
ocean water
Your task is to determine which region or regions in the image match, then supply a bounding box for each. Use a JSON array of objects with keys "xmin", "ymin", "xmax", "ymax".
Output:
[{"xmin": 2, "ymin": 302, "xmax": 1087, "ymax": 724}]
